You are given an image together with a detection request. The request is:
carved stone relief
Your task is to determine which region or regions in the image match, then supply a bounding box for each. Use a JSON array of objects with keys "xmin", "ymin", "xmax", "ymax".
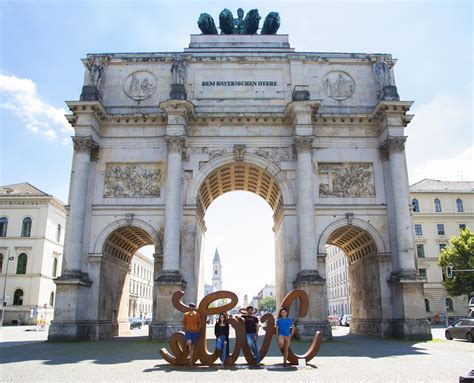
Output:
[
  {"xmin": 318, "ymin": 163, "xmax": 375, "ymax": 197},
  {"xmin": 255, "ymin": 147, "xmax": 290, "ymax": 162},
  {"xmin": 208, "ymin": 148, "xmax": 228, "ymax": 160},
  {"xmin": 322, "ymin": 71, "xmax": 355, "ymax": 101},
  {"xmin": 124, "ymin": 71, "xmax": 157, "ymax": 101},
  {"xmin": 104, "ymin": 163, "xmax": 163, "ymax": 197}
]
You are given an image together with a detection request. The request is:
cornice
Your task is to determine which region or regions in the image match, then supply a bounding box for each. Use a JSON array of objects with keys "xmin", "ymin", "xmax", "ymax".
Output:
[
  {"xmin": 370, "ymin": 100, "xmax": 414, "ymax": 126},
  {"xmin": 66, "ymin": 100, "xmax": 109, "ymax": 127}
]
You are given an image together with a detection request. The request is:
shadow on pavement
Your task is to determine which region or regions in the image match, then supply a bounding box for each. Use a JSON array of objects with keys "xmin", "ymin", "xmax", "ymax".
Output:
[{"xmin": 0, "ymin": 330, "xmax": 431, "ymax": 366}]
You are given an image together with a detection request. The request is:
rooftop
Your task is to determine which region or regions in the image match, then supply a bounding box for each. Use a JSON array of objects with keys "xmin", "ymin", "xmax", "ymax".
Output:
[
  {"xmin": 410, "ymin": 179, "xmax": 474, "ymax": 193},
  {"xmin": 0, "ymin": 182, "xmax": 50, "ymax": 196}
]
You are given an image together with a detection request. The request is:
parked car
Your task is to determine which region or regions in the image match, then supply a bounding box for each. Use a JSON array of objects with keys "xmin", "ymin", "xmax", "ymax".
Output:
[
  {"xmin": 341, "ymin": 314, "xmax": 352, "ymax": 327},
  {"xmin": 129, "ymin": 318, "xmax": 142, "ymax": 329},
  {"xmin": 445, "ymin": 318, "xmax": 474, "ymax": 342},
  {"xmin": 144, "ymin": 316, "xmax": 152, "ymax": 325}
]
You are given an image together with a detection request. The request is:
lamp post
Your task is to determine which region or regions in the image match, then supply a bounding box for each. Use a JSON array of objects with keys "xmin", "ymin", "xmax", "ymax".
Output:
[{"xmin": 1, "ymin": 250, "xmax": 15, "ymax": 329}]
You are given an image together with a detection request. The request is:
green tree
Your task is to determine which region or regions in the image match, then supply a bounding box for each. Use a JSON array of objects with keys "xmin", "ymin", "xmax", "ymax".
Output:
[
  {"xmin": 259, "ymin": 296, "xmax": 276, "ymax": 313},
  {"xmin": 438, "ymin": 227, "xmax": 474, "ymax": 297}
]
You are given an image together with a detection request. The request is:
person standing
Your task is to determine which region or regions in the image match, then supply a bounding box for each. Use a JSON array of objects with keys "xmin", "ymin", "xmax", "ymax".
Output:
[
  {"xmin": 214, "ymin": 312, "xmax": 229, "ymax": 366},
  {"xmin": 241, "ymin": 306, "xmax": 260, "ymax": 366},
  {"xmin": 276, "ymin": 307, "xmax": 295, "ymax": 367},
  {"xmin": 183, "ymin": 303, "xmax": 201, "ymax": 367}
]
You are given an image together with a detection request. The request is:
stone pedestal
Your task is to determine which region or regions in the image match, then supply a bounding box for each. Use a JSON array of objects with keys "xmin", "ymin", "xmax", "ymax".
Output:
[
  {"xmin": 293, "ymin": 271, "xmax": 332, "ymax": 340},
  {"xmin": 149, "ymin": 271, "xmax": 186, "ymax": 341},
  {"xmin": 80, "ymin": 85, "xmax": 101, "ymax": 101},
  {"xmin": 390, "ymin": 274, "xmax": 432, "ymax": 340},
  {"xmin": 48, "ymin": 271, "xmax": 92, "ymax": 341},
  {"xmin": 170, "ymin": 84, "xmax": 186, "ymax": 100}
]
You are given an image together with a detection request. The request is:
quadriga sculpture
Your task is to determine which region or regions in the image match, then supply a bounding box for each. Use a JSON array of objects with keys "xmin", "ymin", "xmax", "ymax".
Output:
[
  {"xmin": 242, "ymin": 9, "xmax": 261, "ymax": 34},
  {"xmin": 197, "ymin": 13, "xmax": 218, "ymax": 35},
  {"xmin": 219, "ymin": 8, "xmax": 235, "ymax": 34},
  {"xmin": 261, "ymin": 11, "xmax": 280, "ymax": 35}
]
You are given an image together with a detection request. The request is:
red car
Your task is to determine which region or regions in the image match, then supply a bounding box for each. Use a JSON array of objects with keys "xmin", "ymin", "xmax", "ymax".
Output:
[{"xmin": 445, "ymin": 318, "xmax": 474, "ymax": 342}]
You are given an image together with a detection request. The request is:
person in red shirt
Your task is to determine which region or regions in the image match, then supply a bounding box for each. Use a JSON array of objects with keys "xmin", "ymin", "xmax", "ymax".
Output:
[{"xmin": 183, "ymin": 303, "xmax": 201, "ymax": 366}]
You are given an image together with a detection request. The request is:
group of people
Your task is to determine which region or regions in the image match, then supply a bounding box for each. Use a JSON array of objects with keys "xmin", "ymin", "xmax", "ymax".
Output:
[{"xmin": 182, "ymin": 304, "xmax": 295, "ymax": 367}]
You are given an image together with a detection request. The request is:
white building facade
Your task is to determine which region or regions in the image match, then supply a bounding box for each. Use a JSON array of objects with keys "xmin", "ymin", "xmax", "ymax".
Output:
[
  {"xmin": 49, "ymin": 30, "xmax": 431, "ymax": 342},
  {"xmin": 128, "ymin": 251, "xmax": 153, "ymax": 318},
  {"xmin": 326, "ymin": 245, "xmax": 351, "ymax": 317},
  {"xmin": 410, "ymin": 179, "xmax": 473, "ymax": 322},
  {"xmin": 0, "ymin": 183, "xmax": 66, "ymax": 324}
]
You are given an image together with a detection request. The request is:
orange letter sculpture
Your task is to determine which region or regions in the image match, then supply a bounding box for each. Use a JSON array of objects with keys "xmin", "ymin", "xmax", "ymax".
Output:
[{"xmin": 159, "ymin": 289, "xmax": 323, "ymax": 366}]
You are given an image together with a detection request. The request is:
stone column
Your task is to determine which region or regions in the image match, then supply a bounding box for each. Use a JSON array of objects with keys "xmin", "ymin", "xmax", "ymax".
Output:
[
  {"xmin": 379, "ymin": 136, "xmax": 415, "ymax": 273},
  {"xmin": 48, "ymin": 135, "xmax": 99, "ymax": 341},
  {"xmin": 162, "ymin": 135, "xmax": 185, "ymax": 273},
  {"xmin": 294, "ymin": 136, "xmax": 318, "ymax": 273},
  {"xmin": 64, "ymin": 136, "xmax": 100, "ymax": 273},
  {"xmin": 379, "ymin": 135, "xmax": 431, "ymax": 340}
]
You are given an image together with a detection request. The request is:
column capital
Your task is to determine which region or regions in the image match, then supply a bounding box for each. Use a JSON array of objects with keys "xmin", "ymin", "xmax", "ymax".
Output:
[
  {"xmin": 293, "ymin": 135, "xmax": 314, "ymax": 154},
  {"xmin": 379, "ymin": 136, "xmax": 407, "ymax": 158},
  {"xmin": 165, "ymin": 135, "xmax": 186, "ymax": 154},
  {"xmin": 72, "ymin": 135, "xmax": 100, "ymax": 157}
]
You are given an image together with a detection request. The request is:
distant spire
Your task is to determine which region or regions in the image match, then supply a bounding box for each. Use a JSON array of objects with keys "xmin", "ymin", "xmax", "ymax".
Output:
[{"xmin": 213, "ymin": 248, "xmax": 221, "ymax": 263}]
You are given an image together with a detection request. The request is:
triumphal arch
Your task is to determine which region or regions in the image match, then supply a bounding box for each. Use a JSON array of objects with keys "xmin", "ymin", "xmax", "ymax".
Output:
[{"xmin": 49, "ymin": 10, "xmax": 431, "ymax": 341}]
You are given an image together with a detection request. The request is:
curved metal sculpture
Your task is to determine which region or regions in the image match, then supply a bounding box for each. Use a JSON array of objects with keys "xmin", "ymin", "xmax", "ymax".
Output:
[
  {"xmin": 159, "ymin": 289, "xmax": 322, "ymax": 366},
  {"xmin": 261, "ymin": 12, "xmax": 281, "ymax": 35},
  {"xmin": 197, "ymin": 13, "xmax": 218, "ymax": 35}
]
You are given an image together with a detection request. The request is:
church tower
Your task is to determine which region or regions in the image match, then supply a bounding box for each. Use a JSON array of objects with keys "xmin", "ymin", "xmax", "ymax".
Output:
[{"xmin": 212, "ymin": 248, "xmax": 222, "ymax": 291}]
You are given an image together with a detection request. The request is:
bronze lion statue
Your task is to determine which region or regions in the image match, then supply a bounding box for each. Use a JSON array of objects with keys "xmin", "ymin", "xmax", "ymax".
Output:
[
  {"xmin": 243, "ymin": 9, "xmax": 261, "ymax": 34},
  {"xmin": 219, "ymin": 8, "xmax": 235, "ymax": 34},
  {"xmin": 261, "ymin": 12, "xmax": 280, "ymax": 35},
  {"xmin": 197, "ymin": 13, "xmax": 218, "ymax": 35}
]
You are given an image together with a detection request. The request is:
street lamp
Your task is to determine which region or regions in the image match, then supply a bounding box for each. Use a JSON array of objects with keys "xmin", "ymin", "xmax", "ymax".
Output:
[{"xmin": 1, "ymin": 250, "xmax": 15, "ymax": 329}]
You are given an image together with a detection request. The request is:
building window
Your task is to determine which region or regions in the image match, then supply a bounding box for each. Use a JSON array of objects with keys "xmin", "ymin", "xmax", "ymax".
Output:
[
  {"xmin": 456, "ymin": 199, "xmax": 464, "ymax": 213},
  {"xmin": 13, "ymin": 289, "xmax": 24, "ymax": 305},
  {"xmin": 414, "ymin": 224, "xmax": 423, "ymax": 236},
  {"xmin": 439, "ymin": 243, "xmax": 446, "ymax": 253},
  {"xmin": 459, "ymin": 224, "xmax": 466, "ymax": 231},
  {"xmin": 52, "ymin": 258, "xmax": 58, "ymax": 277},
  {"xmin": 56, "ymin": 224, "xmax": 61, "ymax": 242},
  {"xmin": 21, "ymin": 217, "xmax": 32, "ymax": 237},
  {"xmin": 418, "ymin": 268, "xmax": 427, "ymax": 278},
  {"xmin": 16, "ymin": 253, "xmax": 27, "ymax": 274},
  {"xmin": 49, "ymin": 292, "xmax": 54, "ymax": 307},
  {"xmin": 0, "ymin": 217, "xmax": 7, "ymax": 237},
  {"xmin": 416, "ymin": 244, "xmax": 425, "ymax": 258},
  {"xmin": 0, "ymin": 253, "xmax": 3, "ymax": 273},
  {"xmin": 446, "ymin": 297, "xmax": 454, "ymax": 312},
  {"xmin": 424, "ymin": 299, "xmax": 430, "ymax": 312},
  {"xmin": 412, "ymin": 199, "xmax": 420, "ymax": 212},
  {"xmin": 437, "ymin": 224, "xmax": 445, "ymax": 235},
  {"xmin": 214, "ymin": 269, "xmax": 217, "ymax": 275},
  {"xmin": 434, "ymin": 199, "xmax": 442, "ymax": 212}
]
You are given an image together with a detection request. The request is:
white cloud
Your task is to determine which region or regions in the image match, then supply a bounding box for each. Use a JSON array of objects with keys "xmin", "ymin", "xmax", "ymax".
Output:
[
  {"xmin": 409, "ymin": 145, "xmax": 474, "ymax": 184},
  {"xmin": 0, "ymin": 73, "xmax": 73, "ymax": 142}
]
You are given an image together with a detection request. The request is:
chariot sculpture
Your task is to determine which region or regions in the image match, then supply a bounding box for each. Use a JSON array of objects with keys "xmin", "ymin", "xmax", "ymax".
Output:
[{"xmin": 197, "ymin": 8, "xmax": 280, "ymax": 35}]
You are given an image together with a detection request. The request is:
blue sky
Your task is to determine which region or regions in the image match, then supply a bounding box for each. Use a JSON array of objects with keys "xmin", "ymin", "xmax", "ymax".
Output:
[{"xmin": 1, "ymin": 0, "xmax": 472, "ymax": 300}]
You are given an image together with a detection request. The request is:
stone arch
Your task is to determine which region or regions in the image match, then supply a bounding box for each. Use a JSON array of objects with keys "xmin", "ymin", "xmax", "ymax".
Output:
[
  {"xmin": 318, "ymin": 218, "xmax": 387, "ymax": 262},
  {"xmin": 320, "ymin": 218, "xmax": 388, "ymax": 336},
  {"xmin": 186, "ymin": 153, "xmax": 294, "ymax": 209},
  {"xmin": 93, "ymin": 218, "xmax": 162, "ymax": 260}
]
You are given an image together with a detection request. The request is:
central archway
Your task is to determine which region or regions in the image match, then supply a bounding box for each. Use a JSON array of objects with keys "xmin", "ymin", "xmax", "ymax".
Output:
[{"xmin": 185, "ymin": 156, "xmax": 295, "ymax": 308}]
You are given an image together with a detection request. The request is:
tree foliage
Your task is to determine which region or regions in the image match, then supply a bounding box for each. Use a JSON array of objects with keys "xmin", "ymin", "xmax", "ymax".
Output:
[
  {"xmin": 438, "ymin": 228, "xmax": 474, "ymax": 297},
  {"xmin": 259, "ymin": 296, "xmax": 276, "ymax": 313}
]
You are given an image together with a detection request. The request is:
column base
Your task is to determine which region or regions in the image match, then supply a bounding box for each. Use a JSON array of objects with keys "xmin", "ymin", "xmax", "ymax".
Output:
[
  {"xmin": 149, "ymin": 321, "xmax": 183, "ymax": 340},
  {"xmin": 48, "ymin": 320, "xmax": 115, "ymax": 341},
  {"xmin": 152, "ymin": 271, "xmax": 187, "ymax": 341},
  {"xmin": 388, "ymin": 271, "xmax": 433, "ymax": 341},
  {"xmin": 293, "ymin": 270, "xmax": 332, "ymax": 340},
  {"xmin": 350, "ymin": 318, "xmax": 392, "ymax": 337},
  {"xmin": 391, "ymin": 319, "xmax": 432, "ymax": 341}
]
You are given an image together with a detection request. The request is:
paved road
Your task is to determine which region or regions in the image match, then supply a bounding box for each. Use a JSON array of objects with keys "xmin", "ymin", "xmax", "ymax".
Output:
[{"xmin": 0, "ymin": 325, "xmax": 472, "ymax": 382}]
